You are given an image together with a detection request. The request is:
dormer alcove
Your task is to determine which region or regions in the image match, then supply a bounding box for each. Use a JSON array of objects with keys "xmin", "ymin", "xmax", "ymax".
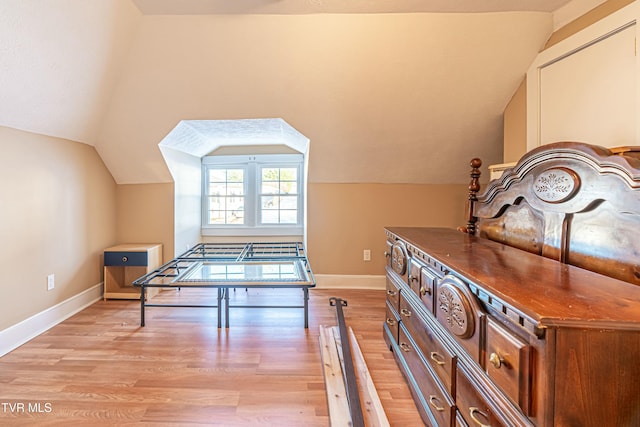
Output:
[{"xmin": 158, "ymin": 118, "xmax": 310, "ymax": 256}]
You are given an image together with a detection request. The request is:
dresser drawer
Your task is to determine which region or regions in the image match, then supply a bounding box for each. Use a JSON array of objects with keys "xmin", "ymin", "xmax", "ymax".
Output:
[
  {"xmin": 420, "ymin": 266, "xmax": 437, "ymax": 313},
  {"xmin": 486, "ymin": 318, "xmax": 532, "ymax": 414},
  {"xmin": 385, "ymin": 239, "xmax": 394, "ymax": 269},
  {"xmin": 104, "ymin": 251, "xmax": 148, "ymax": 266},
  {"xmin": 408, "ymin": 259, "xmax": 422, "ymax": 292},
  {"xmin": 408, "ymin": 258, "xmax": 437, "ymax": 312},
  {"xmin": 456, "ymin": 368, "xmax": 507, "ymax": 427},
  {"xmin": 384, "ymin": 301, "xmax": 399, "ymax": 344},
  {"xmin": 399, "ymin": 293, "xmax": 456, "ymax": 394},
  {"xmin": 385, "ymin": 277, "xmax": 401, "ymax": 313},
  {"xmin": 399, "ymin": 325, "xmax": 455, "ymax": 427}
]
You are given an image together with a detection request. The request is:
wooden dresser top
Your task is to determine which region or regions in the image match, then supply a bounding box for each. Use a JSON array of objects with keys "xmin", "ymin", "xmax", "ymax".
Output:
[{"xmin": 386, "ymin": 226, "xmax": 640, "ymax": 330}]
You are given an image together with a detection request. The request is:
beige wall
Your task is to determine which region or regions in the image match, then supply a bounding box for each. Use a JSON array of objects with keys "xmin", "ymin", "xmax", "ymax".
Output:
[
  {"xmin": 113, "ymin": 181, "xmax": 468, "ymax": 275},
  {"xmin": 502, "ymin": 0, "xmax": 634, "ymax": 162},
  {"xmin": 116, "ymin": 183, "xmax": 175, "ymax": 262},
  {"xmin": 503, "ymin": 80, "xmax": 528, "ymax": 163},
  {"xmin": 307, "ymin": 183, "xmax": 468, "ymax": 274},
  {"xmin": 0, "ymin": 126, "xmax": 116, "ymax": 330}
]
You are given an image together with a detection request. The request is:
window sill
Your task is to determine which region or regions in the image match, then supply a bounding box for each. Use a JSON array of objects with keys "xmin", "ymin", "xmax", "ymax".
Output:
[{"xmin": 201, "ymin": 226, "xmax": 303, "ymax": 237}]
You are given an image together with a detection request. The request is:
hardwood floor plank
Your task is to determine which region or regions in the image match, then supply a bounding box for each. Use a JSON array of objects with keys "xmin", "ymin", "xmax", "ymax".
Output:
[{"xmin": 0, "ymin": 288, "xmax": 422, "ymax": 426}]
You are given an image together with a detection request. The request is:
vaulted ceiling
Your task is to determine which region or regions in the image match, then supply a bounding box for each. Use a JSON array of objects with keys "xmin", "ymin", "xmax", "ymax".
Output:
[{"xmin": 0, "ymin": 0, "xmax": 605, "ymax": 184}]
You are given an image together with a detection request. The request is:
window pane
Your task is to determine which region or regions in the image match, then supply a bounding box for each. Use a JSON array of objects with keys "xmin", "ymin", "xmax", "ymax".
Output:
[
  {"xmin": 227, "ymin": 182, "xmax": 244, "ymax": 195},
  {"xmin": 209, "ymin": 169, "xmax": 226, "ymax": 182},
  {"xmin": 261, "ymin": 195, "xmax": 277, "ymax": 209},
  {"xmin": 209, "ymin": 211, "xmax": 226, "ymax": 224},
  {"xmin": 206, "ymin": 167, "xmax": 245, "ymax": 225},
  {"xmin": 228, "ymin": 197, "xmax": 243, "ymax": 210},
  {"xmin": 280, "ymin": 168, "xmax": 297, "ymax": 181},
  {"xmin": 262, "ymin": 210, "xmax": 278, "ymax": 223},
  {"xmin": 279, "ymin": 181, "xmax": 297, "ymax": 194},
  {"xmin": 227, "ymin": 209, "xmax": 243, "ymax": 224},
  {"xmin": 209, "ymin": 182, "xmax": 227, "ymax": 195},
  {"xmin": 262, "ymin": 168, "xmax": 279, "ymax": 181},
  {"xmin": 279, "ymin": 195, "xmax": 297, "ymax": 209},
  {"xmin": 209, "ymin": 196, "xmax": 224, "ymax": 210},
  {"xmin": 227, "ymin": 169, "xmax": 244, "ymax": 182},
  {"xmin": 279, "ymin": 210, "xmax": 297, "ymax": 224},
  {"xmin": 261, "ymin": 182, "xmax": 280, "ymax": 194},
  {"xmin": 258, "ymin": 166, "xmax": 299, "ymax": 225}
]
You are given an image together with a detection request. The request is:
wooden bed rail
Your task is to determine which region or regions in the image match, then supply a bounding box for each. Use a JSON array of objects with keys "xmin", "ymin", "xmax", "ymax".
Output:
[{"xmin": 320, "ymin": 298, "xmax": 390, "ymax": 427}]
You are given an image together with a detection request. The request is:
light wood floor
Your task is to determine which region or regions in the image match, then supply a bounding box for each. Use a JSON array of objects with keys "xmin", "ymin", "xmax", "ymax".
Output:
[{"xmin": 0, "ymin": 288, "xmax": 423, "ymax": 426}]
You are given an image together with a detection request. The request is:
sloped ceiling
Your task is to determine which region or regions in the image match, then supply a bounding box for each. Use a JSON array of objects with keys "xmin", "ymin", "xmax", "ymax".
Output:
[
  {"xmin": 0, "ymin": 0, "xmax": 601, "ymax": 185},
  {"xmin": 132, "ymin": 0, "xmax": 573, "ymax": 14},
  {"xmin": 97, "ymin": 12, "xmax": 553, "ymax": 184},
  {"xmin": 0, "ymin": 0, "xmax": 141, "ymax": 144}
]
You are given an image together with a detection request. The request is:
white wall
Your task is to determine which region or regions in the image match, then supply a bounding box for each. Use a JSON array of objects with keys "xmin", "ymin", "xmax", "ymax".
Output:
[{"xmin": 160, "ymin": 146, "xmax": 202, "ymax": 256}]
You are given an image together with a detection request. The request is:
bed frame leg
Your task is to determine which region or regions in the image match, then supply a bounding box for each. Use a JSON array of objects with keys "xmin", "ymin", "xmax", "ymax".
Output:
[
  {"xmin": 304, "ymin": 288, "xmax": 309, "ymax": 328},
  {"xmin": 224, "ymin": 288, "xmax": 230, "ymax": 328},
  {"xmin": 140, "ymin": 286, "xmax": 146, "ymax": 327}
]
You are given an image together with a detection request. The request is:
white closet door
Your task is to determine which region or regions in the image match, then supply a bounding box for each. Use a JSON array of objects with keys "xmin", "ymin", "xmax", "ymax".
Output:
[
  {"xmin": 527, "ymin": 2, "xmax": 639, "ymax": 150},
  {"xmin": 540, "ymin": 24, "xmax": 636, "ymax": 147}
]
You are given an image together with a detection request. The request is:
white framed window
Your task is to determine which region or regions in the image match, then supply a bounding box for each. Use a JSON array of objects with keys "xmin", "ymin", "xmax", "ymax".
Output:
[
  {"xmin": 202, "ymin": 154, "xmax": 304, "ymax": 236},
  {"xmin": 206, "ymin": 166, "xmax": 246, "ymax": 225}
]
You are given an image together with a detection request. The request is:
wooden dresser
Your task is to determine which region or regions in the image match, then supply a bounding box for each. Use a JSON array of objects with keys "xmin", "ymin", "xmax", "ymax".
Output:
[{"xmin": 383, "ymin": 142, "xmax": 640, "ymax": 427}]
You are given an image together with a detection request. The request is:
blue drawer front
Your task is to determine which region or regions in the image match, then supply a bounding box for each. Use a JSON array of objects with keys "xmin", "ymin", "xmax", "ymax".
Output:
[{"xmin": 104, "ymin": 251, "xmax": 148, "ymax": 266}]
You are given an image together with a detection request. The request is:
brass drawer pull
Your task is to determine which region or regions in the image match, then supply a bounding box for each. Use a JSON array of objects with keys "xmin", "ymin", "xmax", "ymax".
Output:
[
  {"xmin": 400, "ymin": 308, "xmax": 412, "ymax": 317},
  {"xmin": 420, "ymin": 286, "xmax": 431, "ymax": 296},
  {"xmin": 469, "ymin": 407, "xmax": 491, "ymax": 427},
  {"xmin": 428, "ymin": 395, "xmax": 445, "ymax": 412},
  {"xmin": 409, "ymin": 274, "xmax": 418, "ymax": 283},
  {"xmin": 430, "ymin": 351, "xmax": 446, "ymax": 366},
  {"xmin": 399, "ymin": 342, "xmax": 411, "ymax": 352},
  {"xmin": 384, "ymin": 251, "xmax": 390, "ymax": 258},
  {"xmin": 386, "ymin": 289, "xmax": 397, "ymax": 296},
  {"xmin": 386, "ymin": 318, "xmax": 397, "ymax": 326},
  {"xmin": 489, "ymin": 352, "xmax": 504, "ymax": 369}
]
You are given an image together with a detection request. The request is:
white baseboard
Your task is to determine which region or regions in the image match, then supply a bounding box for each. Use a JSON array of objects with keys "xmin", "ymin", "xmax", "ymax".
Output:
[
  {"xmin": 313, "ymin": 274, "xmax": 385, "ymax": 290},
  {"xmin": 0, "ymin": 282, "xmax": 103, "ymax": 357}
]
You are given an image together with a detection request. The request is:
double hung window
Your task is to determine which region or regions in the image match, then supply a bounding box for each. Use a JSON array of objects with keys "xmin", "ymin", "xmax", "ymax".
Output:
[{"xmin": 202, "ymin": 154, "xmax": 303, "ymax": 236}]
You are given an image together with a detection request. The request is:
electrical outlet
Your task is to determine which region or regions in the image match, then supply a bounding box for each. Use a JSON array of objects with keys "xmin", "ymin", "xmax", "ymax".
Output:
[
  {"xmin": 363, "ymin": 249, "xmax": 371, "ymax": 261},
  {"xmin": 47, "ymin": 274, "xmax": 55, "ymax": 291}
]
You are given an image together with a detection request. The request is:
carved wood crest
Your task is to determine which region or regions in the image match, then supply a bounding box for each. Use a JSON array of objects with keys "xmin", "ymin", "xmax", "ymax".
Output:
[
  {"xmin": 391, "ymin": 242, "xmax": 407, "ymax": 276},
  {"xmin": 533, "ymin": 167, "xmax": 580, "ymax": 203},
  {"xmin": 438, "ymin": 279, "xmax": 474, "ymax": 338}
]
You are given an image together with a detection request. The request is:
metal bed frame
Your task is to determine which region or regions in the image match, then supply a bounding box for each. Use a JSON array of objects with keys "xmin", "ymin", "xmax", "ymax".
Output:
[{"xmin": 132, "ymin": 242, "xmax": 315, "ymax": 328}]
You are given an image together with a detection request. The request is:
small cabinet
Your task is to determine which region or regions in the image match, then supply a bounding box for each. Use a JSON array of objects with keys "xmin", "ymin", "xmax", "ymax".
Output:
[{"xmin": 103, "ymin": 243, "xmax": 162, "ymax": 300}]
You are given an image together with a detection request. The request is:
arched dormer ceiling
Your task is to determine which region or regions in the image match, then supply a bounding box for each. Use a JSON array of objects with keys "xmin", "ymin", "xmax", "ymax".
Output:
[{"xmin": 159, "ymin": 119, "xmax": 309, "ymax": 157}]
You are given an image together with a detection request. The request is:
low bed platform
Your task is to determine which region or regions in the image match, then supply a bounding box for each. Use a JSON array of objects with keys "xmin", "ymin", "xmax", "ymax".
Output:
[{"xmin": 132, "ymin": 242, "xmax": 316, "ymax": 328}]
